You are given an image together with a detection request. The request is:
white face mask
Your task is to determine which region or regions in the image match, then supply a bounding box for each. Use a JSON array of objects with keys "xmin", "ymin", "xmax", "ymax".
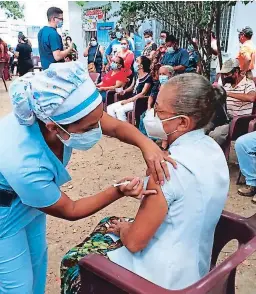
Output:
[
  {"xmin": 51, "ymin": 119, "xmax": 102, "ymax": 151},
  {"xmin": 143, "ymin": 109, "xmax": 185, "ymax": 140}
]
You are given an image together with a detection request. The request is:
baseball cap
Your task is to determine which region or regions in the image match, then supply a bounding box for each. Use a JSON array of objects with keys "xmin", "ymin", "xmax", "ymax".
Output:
[
  {"xmin": 220, "ymin": 58, "xmax": 240, "ymax": 74},
  {"xmin": 238, "ymin": 26, "xmax": 253, "ymax": 38}
]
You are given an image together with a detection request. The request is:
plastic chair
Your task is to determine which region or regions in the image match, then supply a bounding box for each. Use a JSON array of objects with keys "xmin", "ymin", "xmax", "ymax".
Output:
[
  {"xmin": 104, "ymin": 78, "xmax": 132, "ymax": 112},
  {"xmin": 236, "ymin": 118, "xmax": 256, "ymax": 185},
  {"xmin": 79, "ymin": 210, "xmax": 256, "ymax": 294},
  {"xmin": 0, "ymin": 61, "xmax": 7, "ymax": 91},
  {"xmin": 31, "ymin": 56, "xmax": 42, "ymax": 71},
  {"xmin": 89, "ymin": 72, "xmax": 100, "ymax": 84},
  {"xmin": 127, "ymin": 96, "xmax": 149, "ymax": 128},
  {"xmin": 223, "ymin": 102, "xmax": 256, "ymax": 160}
]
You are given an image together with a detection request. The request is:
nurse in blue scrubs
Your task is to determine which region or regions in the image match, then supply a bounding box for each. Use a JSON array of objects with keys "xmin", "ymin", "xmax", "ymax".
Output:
[{"xmin": 0, "ymin": 62, "xmax": 173, "ymax": 293}]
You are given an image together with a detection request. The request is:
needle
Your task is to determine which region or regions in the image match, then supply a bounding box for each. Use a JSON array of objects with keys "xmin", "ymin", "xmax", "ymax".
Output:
[{"xmin": 113, "ymin": 181, "xmax": 131, "ymax": 187}]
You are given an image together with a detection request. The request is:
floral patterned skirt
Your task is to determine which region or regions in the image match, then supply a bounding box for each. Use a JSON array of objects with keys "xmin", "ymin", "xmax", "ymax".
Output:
[{"xmin": 60, "ymin": 216, "xmax": 132, "ymax": 294}]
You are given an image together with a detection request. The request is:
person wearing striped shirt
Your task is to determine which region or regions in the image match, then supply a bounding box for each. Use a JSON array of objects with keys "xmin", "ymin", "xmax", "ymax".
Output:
[{"xmin": 209, "ymin": 58, "xmax": 255, "ymax": 146}]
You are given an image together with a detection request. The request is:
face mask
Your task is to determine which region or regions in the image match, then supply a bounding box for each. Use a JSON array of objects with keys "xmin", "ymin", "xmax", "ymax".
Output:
[
  {"xmin": 159, "ymin": 39, "xmax": 166, "ymax": 45},
  {"xmin": 133, "ymin": 62, "xmax": 139, "ymax": 72},
  {"xmin": 159, "ymin": 75, "xmax": 169, "ymax": 85},
  {"xmin": 110, "ymin": 62, "xmax": 118, "ymax": 70},
  {"xmin": 145, "ymin": 37, "xmax": 152, "ymax": 44},
  {"xmin": 91, "ymin": 41, "xmax": 97, "ymax": 46},
  {"xmin": 187, "ymin": 44, "xmax": 194, "ymax": 52},
  {"xmin": 167, "ymin": 46, "xmax": 175, "ymax": 54},
  {"xmin": 116, "ymin": 32, "xmax": 122, "ymax": 39},
  {"xmin": 56, "ymin": 20, "xmax": 63, "ymax": 29},
  {"xmin": 55, "ymin": 121, "xmax": 102, "ymax": 151},
  {"xmin": 121, "ymin": 44, "xmax": 128, "ymax": 50},
  {"xmin": 143, "ymin": 109, "xmax": 185, "ymax": 140}
]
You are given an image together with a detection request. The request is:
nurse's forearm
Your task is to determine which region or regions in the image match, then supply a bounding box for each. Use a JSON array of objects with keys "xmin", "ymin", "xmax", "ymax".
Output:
[
  {"xmin": 40, "ymin": 187, "xmax": 123, "ymax": 221},
  {"xmin": 101, "ymin": 112, "xmax": 150, "ymax": 150}
]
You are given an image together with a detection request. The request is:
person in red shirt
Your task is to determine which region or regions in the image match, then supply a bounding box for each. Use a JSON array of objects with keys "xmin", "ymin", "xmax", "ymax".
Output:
[
  {"xmin": 96, "ymin": 56, "xmax": 128, "ymax": 102},
  {"xmin": 116, "ymin": 38, "xmax": 134, "ymax": 77},
  {"xmin": 0, "ymin": 37, "xmax": 10, "ymax": 80}
]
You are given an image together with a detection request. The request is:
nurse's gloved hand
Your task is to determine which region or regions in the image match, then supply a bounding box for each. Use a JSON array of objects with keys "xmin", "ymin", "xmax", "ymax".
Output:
[{"xmin": 117, "ymin": 177, "xmax": 157, "ymax": 199}]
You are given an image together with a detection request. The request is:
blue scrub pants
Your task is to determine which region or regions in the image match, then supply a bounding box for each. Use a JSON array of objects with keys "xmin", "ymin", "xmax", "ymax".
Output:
[
  {"xmin": 235, "ymin": 131, "xmax": 256, "ymax": 187},
  {"xmin": 0, "ymin": 214, "xmax": 47, "ymax": 293}
]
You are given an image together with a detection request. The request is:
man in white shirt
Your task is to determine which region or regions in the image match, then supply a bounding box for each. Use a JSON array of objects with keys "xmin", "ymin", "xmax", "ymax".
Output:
[
  {"xmin": 210, "ymin": 32, "xmax": 218, "ymax": 84},
  {"xmin": 209, "ymin": 59, "xmax": 256, "ymax": 146}
]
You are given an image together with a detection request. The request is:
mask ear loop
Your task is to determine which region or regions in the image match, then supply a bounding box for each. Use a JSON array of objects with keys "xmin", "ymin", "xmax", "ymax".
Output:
[{"xmin": 48, "ymin": 117, "xmax": 70, "ymax": 136}]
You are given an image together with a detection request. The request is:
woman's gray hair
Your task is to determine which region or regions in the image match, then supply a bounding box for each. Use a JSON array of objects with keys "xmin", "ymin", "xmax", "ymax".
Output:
[
  {"xmin": 161, "ymin": 65, "xmax": 174, "ymax": 75},
  {"xmin": 165, "ymin": 73, "xmax": 223, "ymax": 129}
]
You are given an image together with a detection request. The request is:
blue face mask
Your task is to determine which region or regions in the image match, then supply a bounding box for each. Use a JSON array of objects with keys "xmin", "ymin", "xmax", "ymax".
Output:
[
  {"xmin": 145, "ymin": 37, "xmax": 152, "ymax": 44},
  {"xmin": 110, "ymin": 62, "xmax": 118, "ymax": 70},
  {"xmin": 57, "ymin": 20, "xmax": 63, "ymax": 29},
  {"xmin": 159, "ymin": 75, "xmax": 169, "ymax": 85},
  {"xmin": 121, "ymin": 44, "xmax": 128, "ymax": 50},
  {"xmin": 56, "ymin": 122, "xmax": 102, "ymax": 151},
  {"xmin": 159, "ymin": 39, "xmax": 166, "ymax": 45},
  {"xmin": 116, "ymin": 32, "xmax": 122, "ymax": 39},
  {"xmin": 133, "ymin": 62, "xmax": 139, "ymax": 72},
  {"xmin": 167, "ymin": 46, "xmax": 175, "ymax": 54},
  {"xmin": 187, "ymin": 44, "xmax": 194, "ymax": 52}
]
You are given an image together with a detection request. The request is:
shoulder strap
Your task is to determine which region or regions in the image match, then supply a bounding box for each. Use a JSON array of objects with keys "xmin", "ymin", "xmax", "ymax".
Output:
[{"xmin": 93, "ymin": 46, "xmax": 99, "ymax": 62}]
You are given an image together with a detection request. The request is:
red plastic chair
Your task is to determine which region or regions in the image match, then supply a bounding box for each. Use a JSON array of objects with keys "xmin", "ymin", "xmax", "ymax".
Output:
[
  {"xmin": 127, "ymin": 96, "xmax": 149, "ymax": 127},
  {"xmin": 223, "ymin": 102, "xmax": 256, "ymax": 160},
  {"xmin": 89, "ymin": 72, "xmax": 100, "ymax": 84},
  {"xmin": 0, "ymin": 61, "xmax": 7, "ymax": 91},
  {"xmin": 79, "ymin": 211, "xmax": 256, "ymax": 294}
]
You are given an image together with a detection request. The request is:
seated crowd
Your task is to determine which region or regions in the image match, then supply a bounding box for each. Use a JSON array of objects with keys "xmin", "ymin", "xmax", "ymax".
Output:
[{"xmin": 97, "ymin": 28, "xmax": 256, "ymax": 202}]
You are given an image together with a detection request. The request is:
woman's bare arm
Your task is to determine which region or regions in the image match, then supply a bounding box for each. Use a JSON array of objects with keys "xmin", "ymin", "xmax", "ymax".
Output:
[{"xmin": 109, "ymin": 176, "xmax": 168, "ymax": 252}]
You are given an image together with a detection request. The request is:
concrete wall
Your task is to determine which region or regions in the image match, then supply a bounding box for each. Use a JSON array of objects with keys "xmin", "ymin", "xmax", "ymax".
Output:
[{"xmin": 68, "ymin": 2, "xmax": 85, "ymax": 62}]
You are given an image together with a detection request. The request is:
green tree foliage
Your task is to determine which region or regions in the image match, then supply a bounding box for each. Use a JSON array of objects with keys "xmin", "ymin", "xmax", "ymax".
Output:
[
  {"xmin": 116, "ymin": 1, "xmax": 248, "ymax": 78},
  {"xmin": 0, "ymin": 1, "xmax": 24, "ymax": 19}
]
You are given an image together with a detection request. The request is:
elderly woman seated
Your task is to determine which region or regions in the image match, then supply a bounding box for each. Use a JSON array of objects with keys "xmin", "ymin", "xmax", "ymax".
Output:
[{"xmin": 61, "ymin": 73, "xmax": 229, "ymax": 293}]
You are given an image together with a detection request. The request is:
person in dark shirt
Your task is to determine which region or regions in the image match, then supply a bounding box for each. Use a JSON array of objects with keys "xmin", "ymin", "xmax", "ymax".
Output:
[
  {"xmin": 15, "ymin": 35, "xmax": 33, "ymax": 76},
  {"xmin": 38, "ymin": 7, "xmax": 73, "ymax": 70},
  {"xmin": 161, "ymin": 35, "xmax": 189, "ymax": 74},
  {"xmin": 186, "ymin": 44, "xmax": 200, "ymax": 73}
]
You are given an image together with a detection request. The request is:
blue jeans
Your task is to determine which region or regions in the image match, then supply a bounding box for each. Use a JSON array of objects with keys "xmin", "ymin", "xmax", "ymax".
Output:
[
  {"xmin": 0, "ymin": 214, "xmax": 47, "ymax": 293},
  {"xmin": 210, "ymin": 68, "xmax": 216, "ymax": 84},
  {"xmin": 235, "ymin": 132, "xmax": 256, "ymax": 187}
]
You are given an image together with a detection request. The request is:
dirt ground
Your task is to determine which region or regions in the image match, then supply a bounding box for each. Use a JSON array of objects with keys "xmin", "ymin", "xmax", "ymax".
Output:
[{"xmin": 0, "ymin": 80, "xmax": 255, "ymax": 293}]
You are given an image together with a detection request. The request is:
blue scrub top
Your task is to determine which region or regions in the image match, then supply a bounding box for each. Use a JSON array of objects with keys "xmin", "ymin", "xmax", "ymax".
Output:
[
  {"xmin": 38, "ymin": 26, "xmax": 64, "ymax": 70},
  {"xmin": 161, "ymin": 48, "xmax": 190, "ymax": 73},
  {"xmin": 0, "ymin": 113, "xmax": 72, "ymax": 238}
]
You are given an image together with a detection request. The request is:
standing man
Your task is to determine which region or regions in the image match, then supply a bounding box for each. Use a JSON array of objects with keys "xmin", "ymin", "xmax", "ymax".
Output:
[
  {"xmin": 237, "ymin": 26, "xmax": 255, "ymax": 78},
  {"xmin": 161, "ymin": 35, "xmax": 189, "ymax": 75},
  {"xmin": 38, "ymin": 7, "xmax": 73, "ymax": 70},
  {"xmin": 209, "ymin": 32, "xmax": 218, "ymax": 84},
  {"xmin": 105, "ymin": 28, "xmax": 133, "ymax": 66}
]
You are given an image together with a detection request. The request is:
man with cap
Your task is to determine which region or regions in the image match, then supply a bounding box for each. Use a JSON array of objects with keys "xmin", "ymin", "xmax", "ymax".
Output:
[
  {"xmin": 237, "ymin": 26, "xmax": 255, "ymax": 78},
  {"xmin": 209, "ymin": 58, "xmax": 255, "ymax": 146},
  {"xmin": 0, "ymin": 62, "xmax": 174, "ymax": 293}
]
